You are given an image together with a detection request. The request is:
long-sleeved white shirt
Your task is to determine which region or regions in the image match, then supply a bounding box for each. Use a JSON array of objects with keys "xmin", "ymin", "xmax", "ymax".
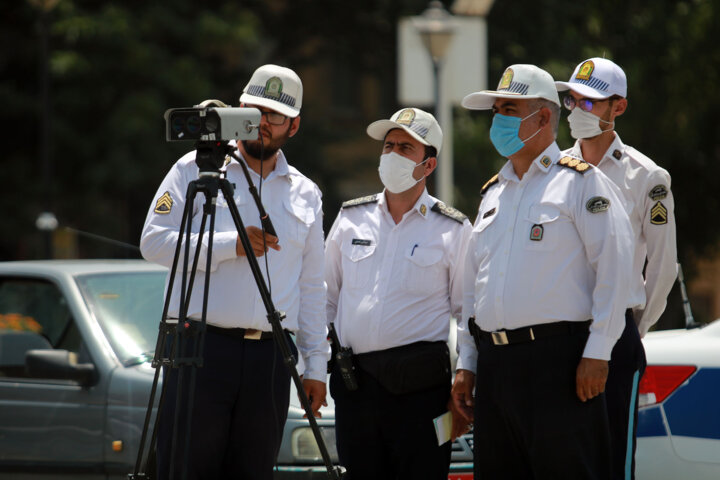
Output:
[
  {"xmin": 565, "ymin": 134, "xmax": 677, "ymax": 337},
  {"xmin": 325, "ymin": 189, "xmax": 471, "ymax": 354},
  {"xmin": 140, "ymin": 146, "xmax": 328, "ymax": 381},
  {"xmin": 457, "ymin": 143, "xmax": 634, "ymax": 373}
]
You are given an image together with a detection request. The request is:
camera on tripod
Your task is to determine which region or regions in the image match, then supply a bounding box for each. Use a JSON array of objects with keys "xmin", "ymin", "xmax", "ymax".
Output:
[{"xmin": 164, "ymin": 102, "xmax": 261, "ymax": 142}]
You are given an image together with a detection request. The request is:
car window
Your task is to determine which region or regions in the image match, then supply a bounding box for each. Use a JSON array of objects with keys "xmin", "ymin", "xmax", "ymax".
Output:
[
  {"xmin": 0, "ymin": 277, "xmax": 82, "ymax": 378},
  {"xmin": 75, "ymin": 272, "xmax": 165, "ymax": 365}
]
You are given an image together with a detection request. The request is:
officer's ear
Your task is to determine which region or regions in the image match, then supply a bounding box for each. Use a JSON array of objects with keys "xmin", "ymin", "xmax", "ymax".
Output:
[
  {"xmin": 538, "ymin": 107, "xmax": 552, "ymax": 129},
  {"xmin": 611, "ymin": 98, "xmax": 628, "ymax": 118},
  {"xmin": 288, "ymin": 116, "xmax": 301, "ymax": 138}
]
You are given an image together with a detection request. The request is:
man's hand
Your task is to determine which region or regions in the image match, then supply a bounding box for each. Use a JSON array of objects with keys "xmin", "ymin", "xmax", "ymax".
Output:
[
  {"xmin": 301, "ymin": 378, "xmax": 327, "ymax": 418},
  {"xmin": 448, "ymin": 399, "xmax": 472, "ymax": 441},
  {"xmin": 236, "ymin": 226, "xmax": 280, "ymax": 257},
  {"xmin": 576, "ymin": 357, "xmax": 609, "ymax": 402},
  {"xmin": 451, "ymin": 369, "xmax": 476, "ymax": 430}
]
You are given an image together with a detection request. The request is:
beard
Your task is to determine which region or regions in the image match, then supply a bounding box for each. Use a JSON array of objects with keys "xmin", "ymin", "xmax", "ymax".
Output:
[{"xmin": 241, "ymin": 124, "xmax": 292, "ymax": 161}]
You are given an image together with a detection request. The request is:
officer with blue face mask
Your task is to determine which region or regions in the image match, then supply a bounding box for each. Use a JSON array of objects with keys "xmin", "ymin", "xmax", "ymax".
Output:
[
  {"xmin": 556, "ymin": 58, "xmax": 678, "ymax": 480},
  {"xmin": 452, "ymin": 64, "xmax": 635, "ymax": 479},
  {"xmin": 325, "ymin": 107, "xmax": 472, "ymax": 479}
]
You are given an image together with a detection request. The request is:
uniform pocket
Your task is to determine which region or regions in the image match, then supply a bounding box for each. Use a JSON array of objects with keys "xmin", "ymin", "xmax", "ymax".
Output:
[
  {"xmin": 283, "ymin": 198, "xmax": 314, "ymax": 247},
  {"xmin": 525, "ymin": 204, "xmax": 565, "ymax": 251},
  {"xmin": 340, "ymin": 240, "xmax": 377, "ymax": 289},
  {"xmin": 404, "ymin": 247, "xmax": 444, "ymax": 291}
]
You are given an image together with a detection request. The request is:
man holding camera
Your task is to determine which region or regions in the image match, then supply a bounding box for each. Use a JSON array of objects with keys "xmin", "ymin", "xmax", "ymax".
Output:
[
  {"xmin": 325, "ymin": 107, "xmax": 471, "ymax": 479},
  {"xmin": 140, "ymin": 64, "xmax": 328, "ymax": 480}
]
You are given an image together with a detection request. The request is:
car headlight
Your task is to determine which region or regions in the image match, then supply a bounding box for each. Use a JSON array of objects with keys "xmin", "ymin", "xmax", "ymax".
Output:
[{"xmin": 290, "ymin": 427, "xmax": 338, "ymax": 462}]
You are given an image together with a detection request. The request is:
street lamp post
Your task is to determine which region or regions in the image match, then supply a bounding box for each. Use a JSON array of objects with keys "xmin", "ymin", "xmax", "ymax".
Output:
[
  {"xmin": 28, "ymin": 0, "xmax": 61, "ymax": 258},
  {"xmin": 413, "ymin": 1, "xmax": 456, "ymax": 206}
]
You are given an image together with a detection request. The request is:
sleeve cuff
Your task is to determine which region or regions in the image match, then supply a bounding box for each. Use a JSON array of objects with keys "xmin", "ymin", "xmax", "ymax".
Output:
[
  {"xmin": 303, "ymin": 355, "xmax": 328, "ymax": 383},
  {"xmin": 456, "ymin": 351, "xmax": 478, "ymax": 374},
  {"xmin": 582, "ymin": 332, "xmax": 616, "ymax": 361}
]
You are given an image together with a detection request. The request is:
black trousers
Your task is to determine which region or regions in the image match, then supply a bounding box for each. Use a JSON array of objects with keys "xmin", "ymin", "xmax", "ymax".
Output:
[
  {"xmin": 156, "ymin": 328, "xmax": 295, "ymax": 480},
  {"xmin": 331, "ymin": 363, "xmax": 451, "ymax": 480},
  {"xmin": 473, "ymin": 326, "xmax": 611, "ymax": 480},
  {"xmin": 606, "ymin": 310, "xmax": 647, "ymax": 480}
]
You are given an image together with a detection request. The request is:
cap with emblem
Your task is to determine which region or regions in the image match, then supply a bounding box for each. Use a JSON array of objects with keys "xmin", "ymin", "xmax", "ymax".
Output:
[
  {"xmin": 462, "ymin": 64, "xmax": 560, "ymax": 110},
  {"xmin": 555, "ymin": 57, "xmax": 627, "ymax": 99},
  {"xmin": 366, "ymin": 107, "xmax": 444, "ymax": 154},
  {"xmin": 239, "ymin": 64, "xmax": 302, "ymax": 118}
]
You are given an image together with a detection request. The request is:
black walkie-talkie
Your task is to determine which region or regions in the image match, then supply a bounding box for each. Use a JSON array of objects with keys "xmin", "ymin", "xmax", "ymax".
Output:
[{"xmin": 328, "ymin": 323, "xmax": 358, "ymax": 391}]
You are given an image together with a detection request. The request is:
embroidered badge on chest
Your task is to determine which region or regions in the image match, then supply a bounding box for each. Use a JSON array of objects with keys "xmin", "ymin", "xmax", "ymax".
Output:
[{"xmin": 530, "ymin": 224, "xmax": 544, "ymax": 241}]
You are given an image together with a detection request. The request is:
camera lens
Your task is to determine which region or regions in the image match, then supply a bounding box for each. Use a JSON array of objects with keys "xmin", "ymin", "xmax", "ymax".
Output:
[
  {"xmin": 186, "ymin": 116, "xmax": 201, "ymax": 135},
  {"xmin": 171, "ymin": 116, "xmax": 185, "ymax": 134}
]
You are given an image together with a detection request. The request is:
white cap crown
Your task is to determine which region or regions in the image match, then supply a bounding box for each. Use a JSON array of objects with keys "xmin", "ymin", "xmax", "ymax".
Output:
[
  {"xmin": 555, "ymin": 58, "xmax": 627, "ymax": 99},
  {"xmin": 462, "ymin": 64, "xmax": 561, "ymax": 110},
  {"xmin": 366, "ymin": 107, "xmax": 444, "ymax": 154},
  {"xmin": 239, "ymin": 64, "xmax": 302, "ymax": 118}
]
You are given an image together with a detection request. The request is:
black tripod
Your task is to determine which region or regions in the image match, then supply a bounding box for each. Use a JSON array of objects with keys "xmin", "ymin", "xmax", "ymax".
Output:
[{"xmin": 130, "ymin": 140, "xmax": 345, "ymax": 479}]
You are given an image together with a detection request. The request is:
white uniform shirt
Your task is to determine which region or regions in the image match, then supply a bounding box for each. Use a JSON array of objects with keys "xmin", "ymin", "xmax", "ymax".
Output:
[
  {"xmin": 325, "ymin": 189, "xmax": 471, "ymax": 354},
  {"xmin": 456, "ymin": 143, "xmax": 634, "ymax": 373},
  {"xmin": 140, "ymin": 146, "xmax": 328, "ymax": 381},
  {"xmin": 565, "ymin": 134, "xmax": 677, "ymax": 337}
]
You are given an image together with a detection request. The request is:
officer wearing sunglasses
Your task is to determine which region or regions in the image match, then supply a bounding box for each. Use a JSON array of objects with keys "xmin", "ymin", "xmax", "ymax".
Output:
[{"xmin": 556, "ymin": 58, "xmax": 677, "ymax": 480}]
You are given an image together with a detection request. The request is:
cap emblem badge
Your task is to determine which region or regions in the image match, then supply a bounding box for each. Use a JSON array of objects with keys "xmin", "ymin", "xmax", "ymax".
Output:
[
  {"xmin": 396, "ymin": 108, "xmax": 416, "ymax": 126},
  {"xmin": 264, "ymin": 76, "xmax": 283, "ymax": 99},
  {"xmin": 576, "ymin": 60, "xmax": 595, "ymax": 81},
  {"xmin": 499, "ymin": 68, "xmax": 514, "ymax": 90}
]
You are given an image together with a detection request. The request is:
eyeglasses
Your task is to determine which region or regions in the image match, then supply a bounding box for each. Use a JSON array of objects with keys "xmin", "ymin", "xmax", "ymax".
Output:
[
  {"xmin": 260, "ymin": 110, "xmax": 288, "ymax": 125},
  {"xmin": 562, "ymin": 95, "xmax": 609, "ymax": 112}
]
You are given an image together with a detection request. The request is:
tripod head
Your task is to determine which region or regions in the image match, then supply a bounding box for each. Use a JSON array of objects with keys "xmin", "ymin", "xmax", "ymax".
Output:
[{"xmin": 194, "ymin": 141, "xmax": 236, "ymax": 173}]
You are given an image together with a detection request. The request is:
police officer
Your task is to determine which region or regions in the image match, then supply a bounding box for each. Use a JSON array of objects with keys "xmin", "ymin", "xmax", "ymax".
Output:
[
  {"xmin": 556, "ymin": 57, "xmax": 678, "ymax": 479},
  {"xmin": 325, "ymin": 107, "xmax": 471, "ymax": 479},
  {"xmin": 140, "ymin": 64, "xmax": 328, "ymax": 480},
  {"xmin": 452, "ymin": 64, "xmax": 635, "ymax": 479}
]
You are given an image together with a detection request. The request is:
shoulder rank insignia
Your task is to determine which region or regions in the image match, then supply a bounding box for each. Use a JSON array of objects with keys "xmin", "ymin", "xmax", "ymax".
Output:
[
  {"xmin": 341, "ymin": 194, "xmax": 379, "ymax": 209},
  {"xmin": 558, "ymin": 156, "xmax": 590, "ymax": 174},
  {"xmin": 481, "ymin": 174, "xmax": 499, "ymax": 195},
  {"xmin": 649, "ymin": 185, "xmax": 668, "ymax": 201},
  {"xmin": 586, "ymin": 196, "xmax": 610, "ymax": 213},
  {"xmin": 154, "ymin": 192, "xmax": 173, "ymax": 214},
  {"xmin": 431, "ymin": 201, "xmax": 468, "ymax": 224},
  {"xmin": 650, "ymin": 201, "xmax": 668, "ymax": 225}
]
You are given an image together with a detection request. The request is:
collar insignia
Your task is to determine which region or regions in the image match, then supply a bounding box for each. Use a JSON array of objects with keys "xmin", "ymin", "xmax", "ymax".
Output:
[
  {"xmin": 420, "ymin": 204, "xmax": 427, "ymax": 216},
  {"xmin": 612, "ymin": 149, "xmax": 622, "ymax": 160},
  {"xmin": 540, "ymin": 156, "xmax": 551, "ymax": 168}
]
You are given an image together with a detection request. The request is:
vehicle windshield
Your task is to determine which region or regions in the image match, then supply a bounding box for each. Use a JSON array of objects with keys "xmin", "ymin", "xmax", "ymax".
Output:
[{"xmin": 75, "ymin": 271, "xmax": 166, "ymax": 365}]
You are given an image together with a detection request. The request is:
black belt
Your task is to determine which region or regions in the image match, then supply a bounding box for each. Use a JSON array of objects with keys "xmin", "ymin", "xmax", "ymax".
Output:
[
  {"xmin": 205, "ymin": 323, "xmax": 274, "ymax": 340},
  {"xmin": 469, "ymin": 318, "xmax": 592, "ymax": 346}
]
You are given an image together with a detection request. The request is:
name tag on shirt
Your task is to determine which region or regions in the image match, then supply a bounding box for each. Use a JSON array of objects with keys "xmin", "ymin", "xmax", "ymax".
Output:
[{"xmin": 352, "ymin": 238, "xmax": 372, "ymax": 246}]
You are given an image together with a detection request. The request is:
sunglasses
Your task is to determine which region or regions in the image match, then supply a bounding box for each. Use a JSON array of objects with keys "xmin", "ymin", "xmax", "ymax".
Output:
[{"xmin": 562, "ymin": 95, "xmax": 610, "ymax": 112}]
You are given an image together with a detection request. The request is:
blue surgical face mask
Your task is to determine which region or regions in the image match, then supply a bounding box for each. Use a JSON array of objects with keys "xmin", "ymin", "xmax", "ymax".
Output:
[{"xmin": 489, "ymin": 110, "xmax": 541, "ymax": 157}]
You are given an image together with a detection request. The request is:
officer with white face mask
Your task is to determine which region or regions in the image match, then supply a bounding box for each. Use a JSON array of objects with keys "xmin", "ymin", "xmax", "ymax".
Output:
[
  {"xmin": 556, "ymin": 58, "xmax": 678, "ymax": 480},
  {"xmin": 325, "ymin": 107, "xmax": 472, "ymax": 479}
]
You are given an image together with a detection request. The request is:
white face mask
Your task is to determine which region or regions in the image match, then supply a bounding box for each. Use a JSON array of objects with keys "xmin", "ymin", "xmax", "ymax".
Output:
[
  {"xmin": 378, "ymin": 152, "xmax": 427, "ymax": 194},
  {"xmin": 568, "ymin": 107, "xmax": 614, "ymax": 139}
]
